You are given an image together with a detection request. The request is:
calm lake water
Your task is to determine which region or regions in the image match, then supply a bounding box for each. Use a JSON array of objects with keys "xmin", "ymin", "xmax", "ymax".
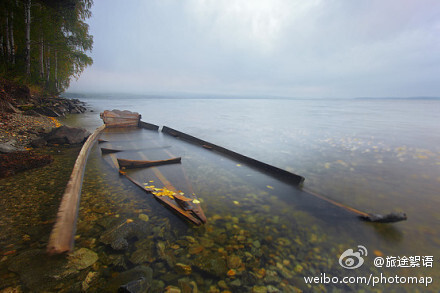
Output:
[{"xmin": 1, "ymin": 95, "xmax": 439, "ymax": 292}]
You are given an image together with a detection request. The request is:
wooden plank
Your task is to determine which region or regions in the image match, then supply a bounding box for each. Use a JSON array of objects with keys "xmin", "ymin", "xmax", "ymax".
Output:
[
  {"xmin": 117, "ymin": 157, "xmax": 181, "ymax": 169},
  {"xmin": 162, "ymin": 126, "xmax": 305, "ymax": 186},
  {"xmin": 139, "ymin": 120, "xmax": 159, "ymax": 131},
  {"xmin": 100, "ymin": 146, "xmax": 172, "ymax": 154},
  {"xmin": 47, "ymin": 124, "xmax": 106, "ymax": 254}
]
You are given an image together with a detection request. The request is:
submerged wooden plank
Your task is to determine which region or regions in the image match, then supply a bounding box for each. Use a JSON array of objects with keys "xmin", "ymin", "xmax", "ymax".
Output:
[
  {"xmin": 162, "ymin": 126, "xmax": 305, "ymax": 186},
  {"xmin": 101, "ymin": 146, "xmax": 172, "ymax": 154},
  {"xmin": 139, "ymin": 120, "xmax": 159, "ymax": 131},
  {"xmin": 47, "ymin": 124, "xmax": 106, "ymax": 254},
  {"xmin": 117, "ymin": 157, "xmax": 181, "ymax": 169}
]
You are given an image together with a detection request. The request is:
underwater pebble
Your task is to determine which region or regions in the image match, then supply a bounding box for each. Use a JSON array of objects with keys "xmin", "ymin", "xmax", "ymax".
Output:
[{"xmin": 138, "ymin": 213, "xmax": 149, "ymax": 222}]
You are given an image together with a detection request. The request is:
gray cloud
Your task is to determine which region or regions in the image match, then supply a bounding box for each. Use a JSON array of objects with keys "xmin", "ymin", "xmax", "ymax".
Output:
[{"xmin": 69, "ymin": 0, "xmax": 440, "ymax": 98}]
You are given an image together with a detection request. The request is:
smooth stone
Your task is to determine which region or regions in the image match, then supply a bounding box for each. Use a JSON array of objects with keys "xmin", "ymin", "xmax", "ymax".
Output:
[
  {"xmin": 138, "ymin": 214, "xmax": 149, "ymax": 222},
  {"xmin": 252, "ymin": 286, "xmax": 268, "ymax": 293},
  {"xmin": 67, "ymin": 248, "xmax": 98, "ymax": 271}
]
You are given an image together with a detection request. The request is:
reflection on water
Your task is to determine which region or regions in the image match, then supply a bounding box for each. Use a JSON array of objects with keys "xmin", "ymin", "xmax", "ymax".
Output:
[{"xmin": 1, "ymin": 98, "xmax": 439, "ymax": 292}]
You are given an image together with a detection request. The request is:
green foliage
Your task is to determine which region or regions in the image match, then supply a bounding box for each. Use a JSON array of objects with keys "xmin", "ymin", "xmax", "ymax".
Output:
[{"xmin": 0, "ymin": 0, "xmax": 93, "ymax": 95}]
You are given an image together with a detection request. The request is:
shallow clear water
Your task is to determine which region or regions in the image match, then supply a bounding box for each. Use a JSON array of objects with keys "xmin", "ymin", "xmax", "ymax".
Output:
[{"xmin": 1, "ymin": 96, "xmax": 439, "ymax": 292}]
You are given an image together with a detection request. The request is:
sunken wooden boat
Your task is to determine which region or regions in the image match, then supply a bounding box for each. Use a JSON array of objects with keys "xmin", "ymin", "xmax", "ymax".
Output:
[
  {"xmin": 48, "ymin": 109, "xmax": 406, "ymax": 255},
  {"xmin": 99, "ymin": 110, "xmax": 207, "ymax": 225}
]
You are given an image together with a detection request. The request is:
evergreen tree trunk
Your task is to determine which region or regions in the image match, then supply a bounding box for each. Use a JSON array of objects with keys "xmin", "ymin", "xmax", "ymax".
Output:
[
  {"xmin": 25, "ymin": 0, "xmax": 31, "ymax": 77},
  {"xmin": 0, "ymin": 35, "xmax": 4, "ymax": 59},
  {"xmin": 46, "ymin": 45, "xmax": 50, "ymax": 85},
  {"xmin": 54, "ymin": 49, "xmax": 58, "ymax": 91},
  {"xmin": 39, "ymin": 35, "xmax": 44, "ymax": 80},
  {"xmin": 5, "ymin": 11, "xmax": 11, "ymax": 63},
  {"xmin": 10, "ymin": 10, "xmax": 15, "ymax": 65}
]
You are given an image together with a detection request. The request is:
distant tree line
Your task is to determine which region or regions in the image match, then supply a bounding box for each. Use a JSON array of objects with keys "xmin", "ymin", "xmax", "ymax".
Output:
[{"xmin": 0, "ymin": 0, "xmax": 93, "ymax": 94}]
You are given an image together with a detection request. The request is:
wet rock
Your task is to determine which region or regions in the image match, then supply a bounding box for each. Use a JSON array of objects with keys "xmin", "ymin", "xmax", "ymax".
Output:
[
  {"xmin": 157, "ymin": 241, "xmax": 176, "ymax": 267},
  {"xmin": 165, "ymin": 285, "xmax": 181, "ymax": 293},
  {"xmin": 138, "ymin": 213, "xmax": 149, "ymax": 222},
  {"xmin": 82, "ymin": 271, "xmax": 98, "ymax": 291},
  {"xmin": 30, "ymin": 137, "xmax": 47, "ymax": 148},
  {"xmin": 118, "ymin": 277, "xmax": 149, "ymax": 293},
  {"xmin": 35, "ymin": 106, "xmax": 61, "ymax": 117},
  {"xmin": 178, "ymin": 278, "xmax": 198, "ymax": 293},
  {"xmin": 67, "ymin": 248, "xmax": 98, "ymax": 271},
  {"xmin": 129, "ymin": 238, "xmax": 155, "ymax": 265},
  {"xmin": 0, "ymin": 141, "xmax": 22, "ymax": 153},
  {"xmin": 252, "ymin": 240, "xmax": 261, "ymax": 248},
  {"xmin": 207, "ymin": 285, "xmax": 220, "ymax": 293},
  {"xmin": 150, "ymin": 280, "xmax": 165, "ymax": 293},
  {"xmin": 99, "ymin": 220, "xmax": 144, "ymax": 251},
  {"xmin": 274, "ymin": 265, "xmax": 293, "ymax": 280},
  {"xmin": 175, "ymin": 263, "xmax": 192, "ymax": 275},
  {"xmin": 108, "ymin": 254, "xmax": 128, "ymax": 270},
  {"xmin": 188, "ymin": 245, "xmax": 204, "ymax": 255},
  {"xmin": 229, "ymin": 278, "xmax": 242, "ymax": 288},
  {"xmin": 45, "ymin": 125, "xmax": 90, "ymax": 145},
  {"xmin": 193, "ymin": 253, "xmax": 227, "ymax": 278},
  {"xmin": 264, "ymin": 270, "xmax": 281, "ymax": 284},
  {"xmin": 7, "ymin": 249, "xmax": 68, "ymax": 291},
  {"xmin": 129, "ymin": 250, "xmax": 152, "ymax": 266},
  {"xmin": 105, "ymin": 265, "xmax": 153, "ymax": 292},
  {"xmin": 217, "ymin": 280, "xmax": 228, "ymax": 289},
  {"xmin": 227, "ymin": 254, "xmax": 242, "ymax": 269},
  {"xmin": 241, "ymin": 271, "xmax": 259, "ymax": 286},
  {"xmin": 266, "ymin": 285, "xmax": 280, "ymax": 293},
  {"xmin": 200, "ymin": 237, "xmax": 214, "ymax": 248},
  {"xmin": 252, "ymin": 286, "xmax": 268, "ymax": 293}
]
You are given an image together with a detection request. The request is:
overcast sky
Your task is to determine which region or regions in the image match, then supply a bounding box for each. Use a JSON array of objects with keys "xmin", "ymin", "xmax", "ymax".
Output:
[{"xmin": 68, "ymin": 0, "xmax": 440, "ymax": 98}]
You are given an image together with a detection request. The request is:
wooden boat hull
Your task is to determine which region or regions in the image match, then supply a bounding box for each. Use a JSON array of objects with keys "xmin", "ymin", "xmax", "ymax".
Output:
[{"xmin": 99, "ymin": 110, "xmax": 206, "ymax": 225}]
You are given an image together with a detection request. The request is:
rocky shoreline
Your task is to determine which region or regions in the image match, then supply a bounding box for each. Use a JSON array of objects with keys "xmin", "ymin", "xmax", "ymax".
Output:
[{"xmin": 0, "ymin": 79, "xmax": 90, "ymax": 178}]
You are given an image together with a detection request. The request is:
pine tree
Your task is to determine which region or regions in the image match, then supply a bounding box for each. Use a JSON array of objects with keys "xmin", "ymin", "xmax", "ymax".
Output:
[{"xmin": 0, "ymin": 0, "xmax": 93, "ymax": 94}]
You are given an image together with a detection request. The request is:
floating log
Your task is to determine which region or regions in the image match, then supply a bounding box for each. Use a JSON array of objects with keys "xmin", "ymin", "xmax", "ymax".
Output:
[
  {"xmin": 117, "ymin": 157, "xmax": 181, "ymax": 169},
  {"xmin": 47, "ymin": 124, "xmax": 106, "ymax": 254},
  {"xmin": 162, "ymin": 126, "xmax": 305, "ymax": 186}
]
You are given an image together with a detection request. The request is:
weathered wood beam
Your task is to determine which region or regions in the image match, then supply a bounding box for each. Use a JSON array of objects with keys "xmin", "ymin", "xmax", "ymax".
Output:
[
  {"xmin": 117, "ymin": 157, "xmax": 181, "ymax": 169},
  {"xmin": 162, "ymin": 126, "xmax": 305, "ymax": 186},
  {"xmin": 47, "ymin": 125, "xmax": 106, "ymax": 254}
]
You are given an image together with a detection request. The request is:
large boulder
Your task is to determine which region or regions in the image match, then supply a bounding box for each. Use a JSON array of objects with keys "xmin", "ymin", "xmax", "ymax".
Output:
[
  {"xmin": 45, "ymin": 125, "xmax": 90, "ymax": 145},
  {"xmin": 0, "ymin": 140, "xmax": 23, "ymax": 153}
]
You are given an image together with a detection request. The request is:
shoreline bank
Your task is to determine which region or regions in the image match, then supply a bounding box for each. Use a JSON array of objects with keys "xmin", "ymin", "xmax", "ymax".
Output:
[{"xmin": 0, "ymin": 79, "xmax": 90, "ymax": 178}]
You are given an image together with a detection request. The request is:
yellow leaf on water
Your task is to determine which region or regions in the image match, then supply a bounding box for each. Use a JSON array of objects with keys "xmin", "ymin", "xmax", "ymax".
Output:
[
  {"xmin": 236, "ymin": 164, "xmax": 241, "ymax": 167},
  {"xmin": 149, "ymin": 180, "xmax": 154, "ymax": 182},
  {"xmin": 233, "ymin": 201, "xmax": 240, "ymax": 205},
  {"xmin": 193, "ymin": 199, "xmax": 201, "ymax": 204},
  {"xmin": 266, "ymin": 185, "xmax": 274, "ymax": 190}
]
